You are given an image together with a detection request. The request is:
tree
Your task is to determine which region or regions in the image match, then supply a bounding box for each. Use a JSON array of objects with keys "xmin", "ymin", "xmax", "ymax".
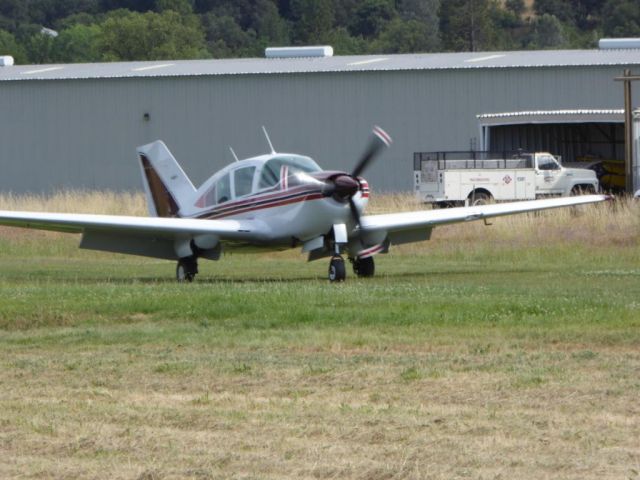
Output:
[
  {"xmin": 201, "ymin": 13, "xmax": 256, "ymax": 57},
  {"xmin": 23, "ymin": 0, "xmax": 100, "ymax": 27},
  {"xmin": 505, "ymin": 0, "xmax": 525, "ymax": 15},
  {"xmin": 324, "ymin": 27, "xmax": 367, "ymax": 55},
  {"xmin": 51, "ymin": 23, "xmax": 102, "ymax": 62},
  {"xmin": 349, "ymin": 0, "xmax": 396, "ymax": 38},
  {"xmin": 439, "ymin": 0, "xmax": 495, "ymax": 51},
  {"xmin": 0, "ymin": 28, "xmax": 27, "ymax": 63},
  {"xmin": 251, "ymin": 0, "xmax": 289, "ymax": 46},
  {"xmin": 373, "ymin": 18, "xmax": 440, "ymax": 53},
  {"xmin": 290, "ymin": 0, "xmax": 334, "ymax": 43},
  {"xmin": 99, "ymin": 0, "xmax": 156, "ymax": 12},
  {"xmin": 100, "ymin": 9, "xmax": 208, "ymax": 61},
  {"xmin": 156, "ymin": 0, "xmax": 195, "ymax": 15},
  {"xmin": 23, "ymin": 30, "xmax": 56, "ymax": 63},
  {"xmin": 0, "ymin": 0, "xmax": 29, "ymax": 32},
  {"xmin": 398, "ymin": 0, "xmax": 440, "ymax": 23},
  {"xmin": 529, "ymin": 13, "xmax": 566, "ymax": 49},
  {"xmin": 602, "ymin": 0, "xmax": 640, "ymax": 37}
]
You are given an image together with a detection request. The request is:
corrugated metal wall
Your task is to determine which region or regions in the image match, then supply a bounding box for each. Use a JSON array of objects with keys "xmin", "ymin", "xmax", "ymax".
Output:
[{"xmin": 0, "ymin": 65, "xmax": 629, "ymax": 193}]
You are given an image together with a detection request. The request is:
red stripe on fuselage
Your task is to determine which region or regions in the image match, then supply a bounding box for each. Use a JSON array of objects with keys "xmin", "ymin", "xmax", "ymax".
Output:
[{"xmin": 200, "ymin": 190, "xmax": 325, "ymax": 219}]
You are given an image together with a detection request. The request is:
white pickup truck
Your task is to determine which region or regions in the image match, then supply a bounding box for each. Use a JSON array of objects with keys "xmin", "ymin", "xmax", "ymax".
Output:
[{"xmin": 414, "ymin": 151, "xmax": 599, "ymax": 207}]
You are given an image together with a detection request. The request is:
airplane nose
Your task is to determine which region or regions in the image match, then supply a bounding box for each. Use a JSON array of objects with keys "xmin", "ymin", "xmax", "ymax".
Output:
[{"xmin": 331, "ymin": 174, "xmax": 360, "ymax": 200}]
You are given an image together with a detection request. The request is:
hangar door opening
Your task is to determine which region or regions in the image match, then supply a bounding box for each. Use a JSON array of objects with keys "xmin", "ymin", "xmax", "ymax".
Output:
[{"xmin": 478, "ymin": 110, "xmax": 625, "ymax": 190}]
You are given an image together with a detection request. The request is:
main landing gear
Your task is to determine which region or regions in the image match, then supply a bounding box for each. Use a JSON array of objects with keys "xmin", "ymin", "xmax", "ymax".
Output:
[
  {"xmin": 328, "ymin": 255, "xmax": 375, "ymax": 282},
  {"xmin": 352, "ymin": 256, "xmax": 375, "ymax": 277},
  {"xmin": 176, "ymin": 256, "xmax": 198, "ymax": 282}
]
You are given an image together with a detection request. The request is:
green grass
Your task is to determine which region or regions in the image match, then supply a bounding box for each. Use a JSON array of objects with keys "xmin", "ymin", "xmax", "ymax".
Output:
[{"xmin": 1, "ymin": 221, "xmax": 639, "ymax": 479}]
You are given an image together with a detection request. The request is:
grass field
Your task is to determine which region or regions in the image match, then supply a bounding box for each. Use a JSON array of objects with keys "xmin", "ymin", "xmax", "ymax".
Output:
[{"xmin": 0, "ymin": 192, "xmax": 639, "ymax": 479}]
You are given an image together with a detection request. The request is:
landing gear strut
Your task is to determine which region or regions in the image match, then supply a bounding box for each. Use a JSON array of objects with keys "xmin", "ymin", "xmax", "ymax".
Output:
[
  {"xmin": 328, "ymin": 256, "xmax": 346, "ymax": 282},
  {"xmin": 176, "ymin": 256, "xmax": 198, "ymax": 282},
  {"xmin": 352, "ymin": 256, "xmax": 375, "ymax": 277}
]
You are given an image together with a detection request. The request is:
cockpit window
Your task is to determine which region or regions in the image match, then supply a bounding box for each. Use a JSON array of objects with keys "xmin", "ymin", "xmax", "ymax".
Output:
[
  {"xmin": 234, "ymin": 166, "xmax": 255, "ymax": 198},
  {"xmin": 216, "ymin": 173, "xmax": 231, "ymax": 203},
  {"xmin": 259, "ymin": 156, "xmax": 321, "ymax": 189}
]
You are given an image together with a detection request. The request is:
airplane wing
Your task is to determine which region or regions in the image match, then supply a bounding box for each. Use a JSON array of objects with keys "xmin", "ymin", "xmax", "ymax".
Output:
[
  {"xmin": 0, "ymin": 211, "xmax": 265, "ymax": 259},
  {"xmin": 359, "ymin": 194, "xmax": 610, "ymax": 244}
]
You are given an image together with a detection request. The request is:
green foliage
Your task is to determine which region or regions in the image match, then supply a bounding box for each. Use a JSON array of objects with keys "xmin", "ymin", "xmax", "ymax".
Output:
[
  {"xmin": 290, "ymin": 0, "xmax": 334, "ymax": 43},
  {"xmin": 529, "ymin": 13, "xmax": 566, "ymax": 49},
  {"xmin": 0, "ymin": 28, "xmax": 27, "ymax": 63},
  {"xmin": 440, "ymin": 0, "xmax": 496, "ymax": 51},
  {"xmin": 202, "ymin": 13, "xmax": 257, "ymax": 58},
  {"xmin": 349, "ymin": 0, "xmax": 397, "ymax": 39},
  {"xmin": 100, "ymin": 9, "xmax": 208, "ymax": 61},
  {"xmin": 372, "ymin": 18, "xmax": 440, "ymax": 53},
  {"xmin": 602, "ymin": 0, "xmax": 640, "ymax": 37},
  {"xmin": 0, "ymin": 0, "xmax": 635, "ymax": 64},
  {"xmin": 51, "ymin": 23, "xmax": 102, "ymax": 63}
]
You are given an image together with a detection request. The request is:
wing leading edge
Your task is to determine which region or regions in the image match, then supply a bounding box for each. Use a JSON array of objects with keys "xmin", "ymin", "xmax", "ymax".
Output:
[
  {"xmin": 0, "ymin": 210, "xmax": 265, "ymax": 259},
  {"xmin": 0, "ymin": 211, "xmax": 259, "ymax": 238},
  {"xmin": 360, "ymin": 194, "xmax": 610, "ymax": 237}
]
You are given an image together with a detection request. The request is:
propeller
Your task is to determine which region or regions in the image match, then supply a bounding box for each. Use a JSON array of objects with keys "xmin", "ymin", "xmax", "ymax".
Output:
[
  {"xmin": 296, "ymin": 126, "xmax": 392, "ymax": 231},
  {"xmin": 352, "ymin": 125, "xmax": 393, "ymax": 178},
  {"xmin": 348, "ymin": 126, "xmax": 392, "ymax": 231}
]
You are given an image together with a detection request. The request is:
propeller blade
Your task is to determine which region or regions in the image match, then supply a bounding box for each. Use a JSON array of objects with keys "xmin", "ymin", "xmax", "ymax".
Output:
[{"xmin": 351, "ymin": 125, "xmax": 392, "ymax": 178}]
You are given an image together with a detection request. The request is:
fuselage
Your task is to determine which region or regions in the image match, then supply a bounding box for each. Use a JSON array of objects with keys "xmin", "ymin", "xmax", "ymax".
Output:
[{"xmin": 181, "ymin": 153, "xmax": 369, "ymax": 247}]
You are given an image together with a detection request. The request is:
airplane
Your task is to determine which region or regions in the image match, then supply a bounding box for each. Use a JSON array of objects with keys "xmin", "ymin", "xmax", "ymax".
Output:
[{"xmin": 0, "ymin": 127, "xmax": 609, "ymax": 282}]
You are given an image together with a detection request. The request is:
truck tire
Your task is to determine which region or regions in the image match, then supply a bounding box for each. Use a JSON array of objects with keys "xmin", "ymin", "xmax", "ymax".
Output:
[{"xmin": 469, "ymin": 191, "xmax": 492, "ymax": 206}]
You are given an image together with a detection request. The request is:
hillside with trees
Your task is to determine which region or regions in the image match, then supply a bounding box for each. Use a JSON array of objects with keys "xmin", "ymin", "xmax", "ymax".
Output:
[{"xmin": 0, "ymin": 0, "xmax": 638, "ymax": 64}]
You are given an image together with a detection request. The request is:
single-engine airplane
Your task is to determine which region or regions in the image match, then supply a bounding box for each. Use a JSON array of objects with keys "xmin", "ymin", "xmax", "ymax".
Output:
[{"xmin": 0, "ymin": 127, "xmax": 609, "ymax": 282}]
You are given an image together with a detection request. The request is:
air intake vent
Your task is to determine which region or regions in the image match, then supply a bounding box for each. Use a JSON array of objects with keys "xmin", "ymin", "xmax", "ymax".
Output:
[{"xmin": 265, "ymin": 46, "xmax": 333, "ymax": 58}]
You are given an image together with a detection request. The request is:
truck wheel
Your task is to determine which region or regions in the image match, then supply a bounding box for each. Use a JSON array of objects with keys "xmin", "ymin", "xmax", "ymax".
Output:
[{"xmin": 469, "ymin": 191, "xmax": 492, "ymax": 206}]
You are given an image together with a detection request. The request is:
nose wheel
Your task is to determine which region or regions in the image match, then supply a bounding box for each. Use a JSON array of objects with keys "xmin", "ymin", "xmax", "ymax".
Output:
[
  {"xmin": 328, "ymin": 256, "xmax": 346, "ymax": 282},
  {"xmin": 176, "ymin": 256, "xmax": 198, "ymax": 282}
]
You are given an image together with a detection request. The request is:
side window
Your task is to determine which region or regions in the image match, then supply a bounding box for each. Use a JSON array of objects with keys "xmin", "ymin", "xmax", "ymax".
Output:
[
  {"xmin": 234, "ymin": 166, "xmax": 256, "ymax": 198},
  {"xmin": 537, "ymin": 155, "xmax": 559, "ymax": 171},
  {"xmin": 216, "ymin": 173, "xmax": 231, "ymax": 203}
]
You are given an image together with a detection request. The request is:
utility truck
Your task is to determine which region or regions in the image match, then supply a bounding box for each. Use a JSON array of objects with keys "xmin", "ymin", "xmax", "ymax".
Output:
[{"xmin": 413, "ymin": 151, "xmax": 599, "ymax": 207}]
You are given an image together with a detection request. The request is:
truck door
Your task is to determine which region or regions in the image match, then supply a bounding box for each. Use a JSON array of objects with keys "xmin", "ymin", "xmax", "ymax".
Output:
[
  {"xmin": 414, "ymin": 153, "xmax": 441, "ymax": 201},
  {"xmin": 535, "ymin": 154, "xmax": 563, "ymax": 195}
]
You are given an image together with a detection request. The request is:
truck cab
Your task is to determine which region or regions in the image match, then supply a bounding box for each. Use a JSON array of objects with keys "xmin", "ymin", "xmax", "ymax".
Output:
[{"xmin": 532, "ymin": 153, "xmax": 598, "ymax": 196}]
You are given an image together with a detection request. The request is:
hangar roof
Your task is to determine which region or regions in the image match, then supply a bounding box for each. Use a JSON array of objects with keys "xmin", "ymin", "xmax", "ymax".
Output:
[
  {"xmin": 477, "ymin": 109, "xmax": 625, "ymax": 125},
  {"xmin": 0, "ymin": 48, "xmax": 639, "ymax": 82}
]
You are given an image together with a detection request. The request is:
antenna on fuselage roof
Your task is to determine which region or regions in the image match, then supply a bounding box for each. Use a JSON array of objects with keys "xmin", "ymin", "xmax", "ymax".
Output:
[
  {"xmin": 229, "ymin": 146, "xmax": 239, "ymax": 162},
  {"xmin": 262, "ymin": 125, "xmax": 276, "ymax": 154}
]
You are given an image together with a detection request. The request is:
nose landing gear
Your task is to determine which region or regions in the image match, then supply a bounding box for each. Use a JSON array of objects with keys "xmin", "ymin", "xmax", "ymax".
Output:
[{"xmin": 328, "ymin": 255, "xmax": 346, "ymax": 282}]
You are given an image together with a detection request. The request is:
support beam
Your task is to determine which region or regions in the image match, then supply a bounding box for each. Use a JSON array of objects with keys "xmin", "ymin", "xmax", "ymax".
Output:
[{"xmin": 614, "ymin": 70, "xmax": 639, "ymax": 193}]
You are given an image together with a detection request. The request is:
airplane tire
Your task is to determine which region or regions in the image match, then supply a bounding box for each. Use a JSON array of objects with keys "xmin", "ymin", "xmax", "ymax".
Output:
[
  {"xmin": 353, "ymin": 256, "xmax": 375, "ymax": 277},
  {"xmin": 176, "ymin": 258, "xmax": 197, "ymax": 282},
  {"xmin": 328, "ymin": 256, "xmax": 346, "ymax": 282}
]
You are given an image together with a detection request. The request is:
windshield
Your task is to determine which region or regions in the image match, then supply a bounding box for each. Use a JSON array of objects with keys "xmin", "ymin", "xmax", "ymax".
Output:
[{"xmin": 259, "ymin": 155, "xmax": 321, "ymax": 189}]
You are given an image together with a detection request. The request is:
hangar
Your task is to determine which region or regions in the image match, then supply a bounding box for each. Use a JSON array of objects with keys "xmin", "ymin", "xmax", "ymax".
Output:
[{"xmin": 0, "ymin": 48, "xmax": 639, "ymax": 193}]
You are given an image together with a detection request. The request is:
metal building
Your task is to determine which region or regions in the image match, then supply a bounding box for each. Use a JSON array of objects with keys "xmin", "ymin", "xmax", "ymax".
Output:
[{"xmin": 0, "ymin": 48, "xmax": 639, "ymax": 193}]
